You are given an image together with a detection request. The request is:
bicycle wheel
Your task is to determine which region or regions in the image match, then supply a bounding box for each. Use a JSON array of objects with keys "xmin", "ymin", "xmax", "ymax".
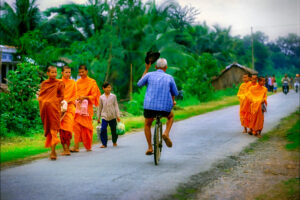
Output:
[{"xmin": 153, "ymin": 123, "xmax": 161, "ymax": 165}]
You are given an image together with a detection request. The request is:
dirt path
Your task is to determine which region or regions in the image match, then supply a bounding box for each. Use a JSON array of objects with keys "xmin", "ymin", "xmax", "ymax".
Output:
[{"xmin": 196, "ymin": 113, "xmax": 300, "ymax": 200}]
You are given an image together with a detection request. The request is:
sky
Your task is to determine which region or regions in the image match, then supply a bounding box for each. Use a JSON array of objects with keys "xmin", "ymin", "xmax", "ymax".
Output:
[{"xmin": 4, "ymin": 0, "xmax": 300, "ymax": 41}]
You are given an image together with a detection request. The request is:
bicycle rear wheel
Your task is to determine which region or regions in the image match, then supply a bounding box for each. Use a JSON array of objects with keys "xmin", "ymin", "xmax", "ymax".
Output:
[{"xmin": 153, "ymin": 123, "xmax": 161, "ymax": 165}]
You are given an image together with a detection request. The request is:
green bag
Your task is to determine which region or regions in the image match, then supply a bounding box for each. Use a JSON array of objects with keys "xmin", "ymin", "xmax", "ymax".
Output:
[{"xmin": 116, "ymin": 122, "xmax": 125, "ymax": 135}]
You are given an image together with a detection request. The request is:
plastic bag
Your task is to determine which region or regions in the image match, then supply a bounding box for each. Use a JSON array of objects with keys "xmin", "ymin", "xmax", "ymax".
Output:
[
  {"xmin": 61, "ymin": 100, "xmax": 68, "ymax": 112},
  {"xmin": 116, "ymin": 122, "xmax": 125, "ymax": 135}
]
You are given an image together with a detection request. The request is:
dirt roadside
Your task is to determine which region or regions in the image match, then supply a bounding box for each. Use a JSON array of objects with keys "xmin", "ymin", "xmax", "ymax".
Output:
[{"xmin": 164, "ymin": 112, "xmax": 299, "ymax": 200}]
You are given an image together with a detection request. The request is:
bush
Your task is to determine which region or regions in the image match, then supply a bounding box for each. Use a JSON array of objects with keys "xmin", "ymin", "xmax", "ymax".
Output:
[
  {"xmin": 0, "ymin": 63, "xmax": 42, "ymax": 136},
  {"xmin": 125, "ymin": 87, "xmax": 146, "ymax": 115}
]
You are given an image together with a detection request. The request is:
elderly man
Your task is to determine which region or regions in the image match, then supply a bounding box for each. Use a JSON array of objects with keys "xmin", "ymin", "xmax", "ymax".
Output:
[{"xmin": 137, "ymin": 58, "xmax": 178, "ymax": 155}]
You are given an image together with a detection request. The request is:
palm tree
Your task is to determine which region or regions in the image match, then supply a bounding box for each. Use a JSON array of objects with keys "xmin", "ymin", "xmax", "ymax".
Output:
[{"xmin": 0, "ymin": 0, "xmax": 40, "ymax": 45}]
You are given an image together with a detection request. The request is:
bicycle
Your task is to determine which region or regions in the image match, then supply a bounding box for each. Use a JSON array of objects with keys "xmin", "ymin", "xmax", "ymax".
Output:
[{"xmin": 153, "ymin": 115, "xmax": 163, "ymax": 165}]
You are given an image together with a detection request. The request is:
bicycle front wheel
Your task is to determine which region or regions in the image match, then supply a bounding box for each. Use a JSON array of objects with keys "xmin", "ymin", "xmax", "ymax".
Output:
[{"xmin": 153, "ymin": 123, "xmax": 161, "ymax": 165}]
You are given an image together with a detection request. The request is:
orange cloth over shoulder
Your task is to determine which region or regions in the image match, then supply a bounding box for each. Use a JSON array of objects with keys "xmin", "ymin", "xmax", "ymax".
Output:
[
  {"xmin": 237, "ymin": 82, "xmax": 248, "ymax": 127},
  {"xmin": 60, "ymin": 77, "xmax": 77, "ymax": 133},
  {"xmin": 240, "ymin": 82, "xmax": 257, "ymax": 128},
  {"xmin": 73, "ymin": 76, "xmax": 100, "ymax": 150},
  {"xmin": 75, "ymin": 76, "xmax": 101, "ymax": 130},
  {"xmin": 248, "ymin": 85, "xmax": 267, "ymax": 132},
  {"xmin": 38, "ymin": 79, "xmax": 65, "ymax": 136}
]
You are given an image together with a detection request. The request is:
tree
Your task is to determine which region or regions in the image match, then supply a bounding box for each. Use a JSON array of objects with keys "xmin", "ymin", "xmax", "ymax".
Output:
[{"xmin": 0, "ymin": 0, "xmax": 40, "ymax": 45}]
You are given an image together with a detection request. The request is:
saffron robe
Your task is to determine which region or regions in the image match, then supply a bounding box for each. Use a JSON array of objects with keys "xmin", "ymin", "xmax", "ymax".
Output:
[
  {"xmin": 60, "ymin": 77, "xmax": 77, "ymax": 132},
  {"xmin": 73, "ymin": 77, "xmax": 100, "ymax": 150},
  {"xmin": 60, "ymin": 77, "xmax": 77, "ymax": 145},
  {"xmin": 248, "ymin": 85, "xmax": 268, "ymax": 132},
  {"xmin": 242, "ymin": 82, "xmax": 257, "ymax": 128},
  {"xmin": 237, "ymin": 82, "xmax": 249, "ymax": 127},
  {"xmin": 38, "ymin": 79, "xmax": 65, "ymax": 147}
]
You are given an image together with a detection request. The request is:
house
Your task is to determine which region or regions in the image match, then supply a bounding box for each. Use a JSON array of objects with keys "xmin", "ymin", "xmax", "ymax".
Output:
[
  {"xmin": 0, "ymin": 45, "xmax": 20, "ymax": 91},
  {"xmin": 211, "ymin": 63, "xmax": 258, "ymax": 90}
]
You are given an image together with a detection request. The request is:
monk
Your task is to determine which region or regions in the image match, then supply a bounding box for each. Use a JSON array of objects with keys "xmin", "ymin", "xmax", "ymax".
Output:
[
  {"xmin": 243, "ymin": 74, "xmax": 258, "ymax": 135},
  {"xmin": 70, "ymin": 65, "xmax": 101, "ymax": 152},
  {"xmin": 248, "ymin": 77, "xmax": 267, "ymax": 137},
  {"xmin": 59, "ymin": 66, "xmax": 77, "ymax": 156},
  {"xmin": 38, "ymin": 66, "xmax": 65, "ymax": 160},
  {"xmin": 237, "ymin": 74, "xmax": 250, "ymax": 133}
]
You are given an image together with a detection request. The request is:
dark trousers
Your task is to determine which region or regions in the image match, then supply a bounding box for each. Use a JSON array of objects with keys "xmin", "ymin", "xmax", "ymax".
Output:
[{"xmin": 100, "ymin": 118, "xmax": 118, "ymax": 146}]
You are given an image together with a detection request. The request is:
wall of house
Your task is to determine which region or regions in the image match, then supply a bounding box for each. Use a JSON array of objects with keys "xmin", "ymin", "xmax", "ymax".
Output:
[{"xmin": 212, "ymin": 66, "xmax": 247, "ymax": 90}]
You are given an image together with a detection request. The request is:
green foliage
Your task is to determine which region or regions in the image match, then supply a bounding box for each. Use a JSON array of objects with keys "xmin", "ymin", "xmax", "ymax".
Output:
[
  {"xmin": 285, "ymin": 120, "xmax": 300, "ymax": 150},
  {"xmin": 7, "ymin": 63, "xmax": 41, "ymax": 101},
  {"xmin": 177, "ymin": 95, "xmax": 200, "ymax": 107},
  {"xmin": 124, "ymin": 87, "xmax": 146, "ymax": 115},
  {"xmin": 1, "ymin": 0, "xmax": 299, "ymax": 103},
  {"xmin": 0, "ymin": 63, "xmax": 42, "ymax": 136},
  {"xmin": 183, "ymin": 53, "xmax": 219, "ymax": 102},
  {"xmin": 0, "ymin": 0, "xmax": 41, "ymax": 45}
]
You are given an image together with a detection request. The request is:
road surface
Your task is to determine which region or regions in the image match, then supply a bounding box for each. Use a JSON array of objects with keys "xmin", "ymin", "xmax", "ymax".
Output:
[{"xmin": 1, "ymin": 91, "xmax": 299, "ymax": 200}]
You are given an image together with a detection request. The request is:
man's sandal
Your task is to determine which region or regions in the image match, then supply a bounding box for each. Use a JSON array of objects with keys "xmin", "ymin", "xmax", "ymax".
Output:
[{"xmin": 145, "ymin": 149, "xmax": 153, "ymax": 155}]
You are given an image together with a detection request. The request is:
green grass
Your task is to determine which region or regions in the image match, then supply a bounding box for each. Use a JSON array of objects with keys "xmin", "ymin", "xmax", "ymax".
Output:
[
  {"xmin": 255, "ymin": 178, "xmax": 300, "ymax": 200},
  {"xmin": 285, "ymin": 120, "xmax": 300, "ymax": 150}
]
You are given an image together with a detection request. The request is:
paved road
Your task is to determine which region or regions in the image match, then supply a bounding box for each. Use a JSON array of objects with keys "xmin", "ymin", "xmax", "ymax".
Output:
[{"xmin": 1, "ymin": 91, "xmax": 299, "ymax": 200}]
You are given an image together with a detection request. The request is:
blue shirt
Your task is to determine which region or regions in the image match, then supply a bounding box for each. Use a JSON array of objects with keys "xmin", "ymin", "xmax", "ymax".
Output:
[{"xmin": 137, "ymin": 69, "xmax": 178, "ymax": 112}]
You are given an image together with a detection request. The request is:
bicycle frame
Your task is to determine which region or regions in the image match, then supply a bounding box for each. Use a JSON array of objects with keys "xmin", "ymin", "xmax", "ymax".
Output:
[{"xmin": 153, "ymin": 115, "xmax": 163, "ymax": 165}]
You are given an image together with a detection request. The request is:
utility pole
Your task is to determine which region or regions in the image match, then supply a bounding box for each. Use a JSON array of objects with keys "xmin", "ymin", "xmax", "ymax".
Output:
[
  {"xmin": 251, "ymin": 26, "xmax": 255, "ymax": 70},
  {"xmin": 129, "ymin": 64, "xmax": 133, "ymax": 101}
]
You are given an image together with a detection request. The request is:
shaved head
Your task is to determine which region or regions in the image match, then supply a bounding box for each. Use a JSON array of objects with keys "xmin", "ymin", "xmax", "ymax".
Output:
[{"xmin": 47, "ymin": 66, "xmax": 57, "ymax": 72}]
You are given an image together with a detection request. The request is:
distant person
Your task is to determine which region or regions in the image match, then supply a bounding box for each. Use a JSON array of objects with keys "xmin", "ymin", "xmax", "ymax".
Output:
[
  {"xmin": 281, "ymin": 74, "xmax": 290, "ymax": 93},
  {"xmin": 248, "ymin": 77, "xmax": 267, "ymax": 137},
  {"xmin": 38, "ymin": 66, "xmax": 65, "ymax": 160},
  {"xmin": 294, "ymin": 74, "xmax": 300, "ymax": 93},
  {"xmin": 59, "ymin": 66, "xmax": 77, "ymax": 156},
  {"xmin": 97, "ymin": 82, "xmax": 120, "ymax": 148},
  {"xmin": 290, "ymin": 77, "xmax": 294, "ymax": 89},
  {"xmin": 264, "ymin": 75, "xmax": 269, "ymax": 90},
  {"xmin": 71, "ymin": 65, "xmax": 101, "ymax": 152},
  {"xmin": 273, "ymin": 80, "xmax": 277, "ymax": 93},
  {"xmin": 268, "ymin": 76, "xmax": 273, "ymax": 92},
  {"xmin": 137, "ymin": 58, "xmax": 178, "ymax": 155},
  {"xmin": 237, "ymin": 74, "xmax": 250, "ymax": 133}
]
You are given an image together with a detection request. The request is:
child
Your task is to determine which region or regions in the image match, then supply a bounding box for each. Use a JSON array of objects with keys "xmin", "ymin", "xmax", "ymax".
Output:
[
  {"xmin": 97, "ymin": 82, "xmax": 120, "ymax": 148},
  {"xmin": 38, "ymin": 66, "xmax": 65, "ymax": 160},
  {"xmin": 59, "ymin": 66, "xmax": 77, "ymax": 156},
  {"xmin": 273, "ymin": 80, "xmax": 277, "ymax": 93}
]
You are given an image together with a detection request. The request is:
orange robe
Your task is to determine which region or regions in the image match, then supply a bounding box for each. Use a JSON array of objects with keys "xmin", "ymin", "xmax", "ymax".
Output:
[
  {"xmin": 242, "ymin": 82, "xmax": 257, "ymax": 128},
  {"xmin": 60, "ymin": 77, "xmax": 77, "ymax": 145},
  {"xmin": 74, "ymin": 77, "xmax": 100, "ymax": 150},
  {"xmin": 237, "ymin": 82, "xmax": 249, "ymax": 127},
  {"xmin": 248, "ymin": 85, "xmax": 268, "ymax": 132},
  {"xmin": 38, "ymin": 79, "xmax": 65, "ymax": 147}
]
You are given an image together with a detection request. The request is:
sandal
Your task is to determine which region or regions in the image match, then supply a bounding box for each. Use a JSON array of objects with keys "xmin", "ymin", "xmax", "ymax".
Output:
[
  {"xmin": 70, "ymin": 148, "xmax": 79, "ymax": 153},
  {"xmin": 162, "ymin": 135, "xmax": 173, "ymax": 147},
  {"xmin": 50, "ymin": 155, "xmax": 57, "ymax": 160},
  {"xmin": 145, "ymin": 149, "xmax": 153, "ymax": 155}
]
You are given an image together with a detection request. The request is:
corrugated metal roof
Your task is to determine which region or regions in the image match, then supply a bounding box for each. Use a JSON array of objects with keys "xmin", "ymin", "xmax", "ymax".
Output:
[{"xmin": 0, "ymin": 45, "xmax": 17, "ymax": 53}]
